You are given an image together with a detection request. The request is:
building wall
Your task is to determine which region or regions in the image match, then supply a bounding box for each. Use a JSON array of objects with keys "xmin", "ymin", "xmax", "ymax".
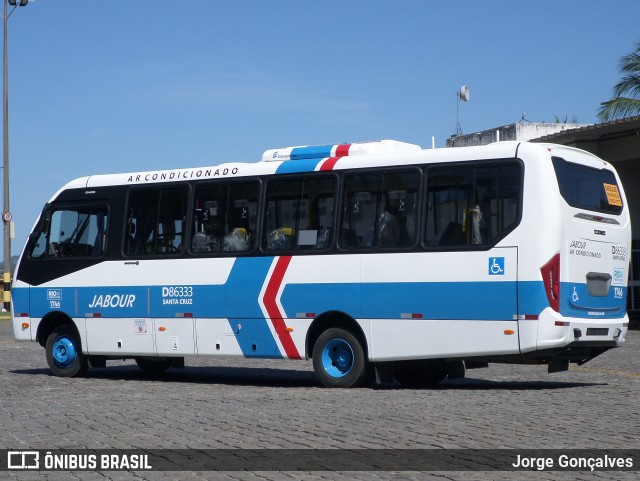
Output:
[
  {"xmin": 609, "ymin": 158, "xmax": 639, "ymax": 239},
  {"xmin": 446, "ymin": 122, "xmax": 584, "ymax": 147}
]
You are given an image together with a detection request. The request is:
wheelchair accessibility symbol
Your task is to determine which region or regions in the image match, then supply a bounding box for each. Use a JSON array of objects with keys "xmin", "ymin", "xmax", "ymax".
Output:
[{"xmin": 488, "ymin": 257, "xmax": 505, "ymax": 275}]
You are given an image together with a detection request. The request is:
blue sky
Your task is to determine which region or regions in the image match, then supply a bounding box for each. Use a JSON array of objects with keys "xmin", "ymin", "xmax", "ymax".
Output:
[{"xmin": 4, "ymin": 0, "xmax": 639, "ymax": 254}]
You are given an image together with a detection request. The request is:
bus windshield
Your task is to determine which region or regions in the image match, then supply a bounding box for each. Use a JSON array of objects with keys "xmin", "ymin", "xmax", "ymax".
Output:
[{"xmin": 552, "ymin": 156, "xmax": 623, "ymax": 215}]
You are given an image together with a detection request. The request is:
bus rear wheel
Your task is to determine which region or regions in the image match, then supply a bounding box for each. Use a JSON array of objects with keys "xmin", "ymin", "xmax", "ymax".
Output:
[
  {"xmin": 312, "ymin": 328, "xmax": 371, "ymax": 388},
  {"xmin": 394, "ymin": 359, "xmax": 448, "ymax": 387},
  {"xmin": 45, "ymin": 325, "xmax": 88, "ymax": 378}
]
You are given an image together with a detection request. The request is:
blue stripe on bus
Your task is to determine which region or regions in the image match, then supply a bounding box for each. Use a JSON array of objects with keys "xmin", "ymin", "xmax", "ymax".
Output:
[
  {"xmin": 275, "ymin": 157, "xmax": 324, "ymax": 174},
  {"xmin": 517, "ymin": 281, "xmax": 626, "ymax": 319},
  {"xmin": 226, "ymin": 257, "xmax": 282, "ymax": 358},
  {"xmin": 10, "ymin": 287, "xmax": 29, "ymax": 314},
  {"xmin": 289, "ymin": 145, "xmax": 333, "ymax": 160},
  {"xmin": 560, "ymin": 282, "xmax": 626, "ymax": 318},
  {"xmin": 24, "ymin": 280, "xmax": 627, "ymax": 323},
  {"xmin": 364, "ymin": 281, "xmax": 517, "ymax": 320},
  {"xmin": 517, "ymin": 281, "xmax": 550, "ymax": 316},
  {"xmin": 282, "ymin": 281, "xmax": 625, "ymax": 320},
  {"xmin": 30, "ymin": 282, "xmax": 517, "ymax": 320},
  {"xmin": 280, "ymin": 283, "xmax": 362, "ymax": 318},
  {"xmin": 22, "ymin": 273, "xmax": 627, "ymax": 347},
  {"xmin": 281, "ymin": 281, "xmax": 518, "ymax": 320}
]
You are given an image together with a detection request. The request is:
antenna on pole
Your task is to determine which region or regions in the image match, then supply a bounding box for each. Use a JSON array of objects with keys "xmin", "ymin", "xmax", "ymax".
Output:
[{"xmin": 455, "ymin": 85, "xmax": 470, "ymax": 136}]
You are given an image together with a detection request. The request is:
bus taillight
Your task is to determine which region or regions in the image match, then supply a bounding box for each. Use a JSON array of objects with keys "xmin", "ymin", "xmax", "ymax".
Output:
[{"xmin": 541, "ymin": 253, "xmax": 561, "ymax": 312}]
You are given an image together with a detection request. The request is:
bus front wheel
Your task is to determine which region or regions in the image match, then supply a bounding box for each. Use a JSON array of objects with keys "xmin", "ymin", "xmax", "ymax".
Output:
[
  {"xmin": 312, "ymin": 328, "xmax": 371, "ymax": 388},
  {"xmin": 45, "ymin": 325, "xmax": 88, "ymax": 378}
]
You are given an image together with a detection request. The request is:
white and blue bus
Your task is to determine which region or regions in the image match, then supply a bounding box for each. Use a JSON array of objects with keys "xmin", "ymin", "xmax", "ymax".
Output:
[{"xmin": 11, "ymin": 139, "xmax": 631, "ymax": 387}]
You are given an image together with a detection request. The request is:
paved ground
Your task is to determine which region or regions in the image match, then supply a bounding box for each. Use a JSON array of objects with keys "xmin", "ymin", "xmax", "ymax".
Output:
[{"xmin": 0, "ymin": 320, "xmax": 638, "ymax": 481}]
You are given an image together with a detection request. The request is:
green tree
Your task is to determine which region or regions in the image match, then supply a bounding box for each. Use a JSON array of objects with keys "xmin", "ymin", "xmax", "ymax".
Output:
[{"xmin": 598, "ymin": 41, "xmax": 640, "ymax": 121}]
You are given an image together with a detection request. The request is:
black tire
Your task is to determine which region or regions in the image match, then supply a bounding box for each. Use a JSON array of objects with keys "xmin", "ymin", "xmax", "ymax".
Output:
[
  {"xmin": 45, "ymin": 324, "xmax": 88, "ymax": 378},
  {"xmin": 312, "ymin": 328, "xmax": 371, "ymax": 388},
  {"xmin": 135, "ymin": 357, "xmax": 172, "ymax": 374},
  {"xmin": 394, "ymin": 359, "xmax": 448, "ymax": 387}
]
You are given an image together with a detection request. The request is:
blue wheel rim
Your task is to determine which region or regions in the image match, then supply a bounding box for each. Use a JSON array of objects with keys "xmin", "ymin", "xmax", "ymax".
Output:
[
  {"xmin": 321, "ymin": 338, "xmax": 354, "ymax": 378},
  {"xmin": 52, "ymin": 336, "xmax": 77, "ymax": 368}
]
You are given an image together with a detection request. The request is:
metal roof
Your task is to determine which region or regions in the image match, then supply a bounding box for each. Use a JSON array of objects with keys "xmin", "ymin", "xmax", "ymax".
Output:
[{"xmin": 532, "ymin": 115, "xmax": 640, "ymax": 144}]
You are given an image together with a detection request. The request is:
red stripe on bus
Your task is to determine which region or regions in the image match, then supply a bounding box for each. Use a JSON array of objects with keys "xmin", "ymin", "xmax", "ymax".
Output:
[
  {"xmin": 319, "ymin": 144, "xmax": 351, "ymax": 171},
  {"xmin": 335, "ymin": 144, "xmax": 351, "ymax": 157},
  {"xmin": 263, "ymin": 256, "xmax": 301, "ymax": 359},
  {"xmin": 320, "ymin": 157, "xmax": 340, "ymax": 171}
]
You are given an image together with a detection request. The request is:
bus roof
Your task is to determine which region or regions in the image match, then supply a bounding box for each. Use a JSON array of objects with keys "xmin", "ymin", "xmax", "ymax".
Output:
[{"xmin": 60, "ymin": 140, "xmax": 543, "ymax": 191}]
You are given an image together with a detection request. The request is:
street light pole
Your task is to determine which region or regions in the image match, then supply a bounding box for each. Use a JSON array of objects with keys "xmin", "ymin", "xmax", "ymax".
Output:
[{"xmin": 3, "ymin": 0, "xmax": 28, "ymax": 312}]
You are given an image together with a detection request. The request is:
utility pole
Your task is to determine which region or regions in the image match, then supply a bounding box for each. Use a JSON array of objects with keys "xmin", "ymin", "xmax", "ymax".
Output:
[{"xmin": 3, "ymin": 0, "xmax": 29, "ymax": 311}]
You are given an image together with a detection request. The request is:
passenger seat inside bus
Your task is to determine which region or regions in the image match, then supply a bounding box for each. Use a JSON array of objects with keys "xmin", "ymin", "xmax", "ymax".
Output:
[
  {"xmin": 439, "ymin": 222, "xmax": 465, "ymax": 246},
  {"xmin": 340, "ymin": 228, "xmax": 359, "ymax": 248}
]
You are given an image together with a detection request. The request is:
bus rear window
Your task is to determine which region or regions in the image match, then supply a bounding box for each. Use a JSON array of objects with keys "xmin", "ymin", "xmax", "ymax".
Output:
[{"xmin": 552, "ymin": 156, "xmax": 623, "ymax": 215}]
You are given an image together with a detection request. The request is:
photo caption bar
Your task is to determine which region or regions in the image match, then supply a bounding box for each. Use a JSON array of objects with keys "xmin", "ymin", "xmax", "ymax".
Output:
[{"xmin": 1, "ymin": 449, "xmax": 637, "ymax": 472}]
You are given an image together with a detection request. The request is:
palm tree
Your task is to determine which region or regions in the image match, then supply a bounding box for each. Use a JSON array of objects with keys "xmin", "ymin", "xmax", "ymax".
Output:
[{"xmin": 597, "ymin": 41, "xmax": 640, "ymax": 121}]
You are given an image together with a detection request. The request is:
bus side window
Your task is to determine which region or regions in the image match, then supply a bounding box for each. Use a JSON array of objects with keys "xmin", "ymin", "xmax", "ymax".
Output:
[
  {"xmin": 341, "ymin": 175, "xmax": 379, "ymax": 249},
  {"xmin": 425, "ymin": 167, "xmax": 473, "ymax": 247},
  {"xmin": 126, "ymin": 191, "xmax": 158, "ymax": 255},
  {"xmin": 425, "ymin": 163, "xmax": 521, "ymax": 248},
  {"xmin": 262, "ymin": 176, "xmax": 335, "ymax": 252},
  {"xmin": 191, "ymin": 180, "xmax": 259, "ymax": 255},
  {"xmin": 340, "ymin": 170, "xmax": 419, "ymax": 250},
  {"xmin": 378, "ymin": 172, "xmax": 419, "ymax": 248},
  {"xmin": 223, "ymin": 182, "xmax": 259, "ymax": 252},
  {"xmin": 125, "ymin": 186, "xmax": 188, "ymax": 256},
  {"xmin": 29, "ymin": 206, "xmax": 108, "ymax": 259}
]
